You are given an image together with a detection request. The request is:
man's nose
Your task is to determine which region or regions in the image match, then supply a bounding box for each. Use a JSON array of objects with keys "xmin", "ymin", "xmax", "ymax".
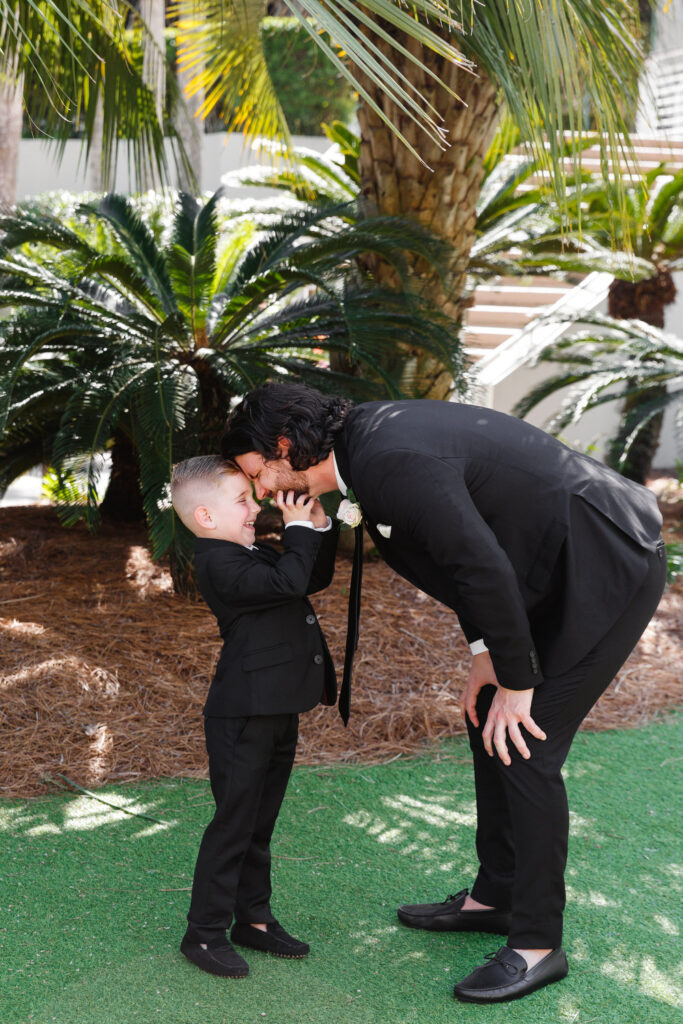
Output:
[{"xmin": 254, "ymin": 482, "xmax": 269, "ymax": 501}]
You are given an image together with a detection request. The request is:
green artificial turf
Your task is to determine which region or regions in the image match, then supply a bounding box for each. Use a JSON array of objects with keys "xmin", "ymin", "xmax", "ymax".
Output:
[{"xmin": 1, "ymin": 716, "xmax": 681, "ymax": 1024}]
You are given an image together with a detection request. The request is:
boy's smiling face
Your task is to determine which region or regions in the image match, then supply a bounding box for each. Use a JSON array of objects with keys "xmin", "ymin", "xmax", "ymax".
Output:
[{"xmin": 197, "ymin": 471, "xmax": 261, "ymax": 546}]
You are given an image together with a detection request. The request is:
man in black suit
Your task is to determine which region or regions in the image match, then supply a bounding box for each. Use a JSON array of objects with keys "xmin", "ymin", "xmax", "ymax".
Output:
[
  {"xmin": 171, "ymin": 455, "xmax": 338, "ymax": 978},
  {"xmin": 222, "ymin": 382, "xmax": 666, "ymax": 1003}
]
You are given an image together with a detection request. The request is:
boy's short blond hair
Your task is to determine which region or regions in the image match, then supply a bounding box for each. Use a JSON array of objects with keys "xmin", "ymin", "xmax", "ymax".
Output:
[{"xmin": 171, "ymin": 455, "xmax": 241, "ymax": 533}]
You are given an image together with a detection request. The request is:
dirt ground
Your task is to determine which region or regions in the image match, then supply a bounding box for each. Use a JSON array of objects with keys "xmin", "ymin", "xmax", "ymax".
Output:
[{"xmin": 0, "ymin": 483, "xmax": 681, "ymax": 799}]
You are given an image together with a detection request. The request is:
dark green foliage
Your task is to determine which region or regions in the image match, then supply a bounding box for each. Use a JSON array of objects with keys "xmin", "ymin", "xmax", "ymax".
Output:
[
  {"xmin": 261, "ymin": 19, "xmax": 356, "ymax": 135},
  {"xmin": 0, "ymin": 191, "xmax": 462, "ymax": 584}
]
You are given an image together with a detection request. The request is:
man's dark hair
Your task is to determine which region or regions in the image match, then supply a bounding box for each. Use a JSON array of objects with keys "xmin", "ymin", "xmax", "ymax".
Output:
[{"xmin": 222, "ymin": 382, "xmax": 353, "ymax": 470}]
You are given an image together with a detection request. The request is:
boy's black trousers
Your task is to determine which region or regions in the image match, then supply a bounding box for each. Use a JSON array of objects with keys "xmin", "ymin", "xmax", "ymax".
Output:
[
  {"xmin": 185, "ymin": 712, "xmax": 298, "ymax": 944},
  {"xmin": 467, "ymin": 539, "xmax": 667, "ymax": 949}
]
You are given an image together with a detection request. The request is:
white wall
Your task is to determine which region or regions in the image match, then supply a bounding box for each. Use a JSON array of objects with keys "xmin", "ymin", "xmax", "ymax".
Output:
[
  {"xmin": 651, "ymin": 0, "xmax": 683, "ymax": 53},
  {"xmin": 15, "ymin": 131, "xmax": 331, "ymax": 202}
]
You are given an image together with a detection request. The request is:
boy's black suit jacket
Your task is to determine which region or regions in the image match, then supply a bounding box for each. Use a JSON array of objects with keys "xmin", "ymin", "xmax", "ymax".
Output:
[
  {"xmin": 333, "ymin": 400, "xmax": 662, "ymax": 691},
  {"xmin": 195, "ymin": 524, "xmax": 338, "ymax": 717}
]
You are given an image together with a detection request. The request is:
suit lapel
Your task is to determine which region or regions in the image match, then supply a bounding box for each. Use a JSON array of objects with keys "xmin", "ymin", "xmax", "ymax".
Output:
[{"xmin": 333, "ymin": 429, "xmax": 354, "ymax": 496}]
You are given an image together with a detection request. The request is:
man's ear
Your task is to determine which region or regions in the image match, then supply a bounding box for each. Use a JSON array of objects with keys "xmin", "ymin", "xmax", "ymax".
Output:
[
  {"xmin": 276, "ymin": 436, "xmax": 292, "ymax": 459},
  {"xmin": 193, "ymin": 505, "xmax": 214, "ymax": 531}
]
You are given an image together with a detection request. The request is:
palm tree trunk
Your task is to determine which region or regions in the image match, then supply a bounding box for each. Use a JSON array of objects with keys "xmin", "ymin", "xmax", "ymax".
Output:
[
  {"xmin": 355, "ymin": 32, "xmax": 500, "ymax": 397},
  {"xmin": 99, "ymin": 430, "xmax": 145, "ymax": 522},
  {"xmin": 194, "ymin": 359, "xmax": 232, "ymax": 455},
  {"xmin": 86, "ymin": 95, "xmax": 105, "ymax": 192},
  {"xmin": 167, "ymin": 363, "xmax": 229, "ymax": 598},
  {"xmin": 170, "ymin": 546, "xmax": 202, "ymax": 599},
  {"xmin": 0, "ymin": 67, "xmax": 23, "ymax": 207},
  {"xmin": 139, "ymin": 0, "xmax": 167, "ymax": 190},
  {"xmin": 606, "ymin": 270, "xmax": 676, "ymax": 482},
  {"xmin": 175, "ymin": 53, "xmax": 203, "ymax": 192}
]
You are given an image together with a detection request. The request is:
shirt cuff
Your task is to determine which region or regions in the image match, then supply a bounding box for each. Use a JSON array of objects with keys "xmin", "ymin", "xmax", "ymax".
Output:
[
  {"xmin": 469, "ymin": 639, "xmax": 489, "ymax": 656},
  {"xmin": 284, "ymin": 518, "xmax": 332, "ymax": 531}
]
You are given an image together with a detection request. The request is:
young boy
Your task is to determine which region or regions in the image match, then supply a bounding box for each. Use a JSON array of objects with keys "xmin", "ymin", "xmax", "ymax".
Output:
[{"xmin": 171, "ymin": 455, "xmax": 338, "ymax": 978}]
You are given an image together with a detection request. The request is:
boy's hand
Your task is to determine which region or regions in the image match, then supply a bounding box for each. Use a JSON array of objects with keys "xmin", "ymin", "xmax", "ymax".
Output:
[
  {"xmin": 310, "ymin": 498, "xmax": 328, "ymax": 529},
  {"xmin": 276, "ymin": 490, "xmax": 314, "ymax": 524}
]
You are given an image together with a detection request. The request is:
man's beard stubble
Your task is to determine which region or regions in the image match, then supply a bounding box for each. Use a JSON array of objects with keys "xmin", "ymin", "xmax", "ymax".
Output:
[{"xmin": 270, "ymin": 465, "xmax": 312, "ymax": 499}]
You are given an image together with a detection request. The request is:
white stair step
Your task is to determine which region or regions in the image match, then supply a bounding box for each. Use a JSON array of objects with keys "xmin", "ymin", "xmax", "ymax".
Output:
[
  {"xmin": 462, "ymin": 326, "xmax": 519, "ymax": 348},
  {"xmin": 465, "ymin": 305, "xmax": 537, "ymax": 328},
  {"xmin": 493, "ymin": 276, "xmax": 572, "ymax": 289},
  {"xmin": 471, "ymin": 286, "xmax": 571, "ymax": 307},
  {"xmin": 530, "ymin": 134, "xmax": 683, "ymax": 153}
]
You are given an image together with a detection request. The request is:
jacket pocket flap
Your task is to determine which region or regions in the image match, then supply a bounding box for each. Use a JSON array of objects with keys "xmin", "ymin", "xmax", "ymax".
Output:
[{"xmin": 242, "ymin": 642, "xmax": 293, "ymax": 673}]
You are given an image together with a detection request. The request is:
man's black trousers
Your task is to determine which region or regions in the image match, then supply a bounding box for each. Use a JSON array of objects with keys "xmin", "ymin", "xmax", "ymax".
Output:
[
  {"xmin": 467, "ymin": 540, "xmax": 667, "ymax": 949},
  {"xmin": 185, "ymin": 712, "xmax": 298, "ymax": 944}
]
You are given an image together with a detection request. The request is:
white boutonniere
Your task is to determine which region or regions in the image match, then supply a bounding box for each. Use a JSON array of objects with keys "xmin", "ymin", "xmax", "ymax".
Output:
[
  {"xmin": 336, "ymin": 489, "xmax": 362, "ymax": 529},
  {"xmin": 377, "ymin": 523, "xmax": 392, "ymax": 539}
]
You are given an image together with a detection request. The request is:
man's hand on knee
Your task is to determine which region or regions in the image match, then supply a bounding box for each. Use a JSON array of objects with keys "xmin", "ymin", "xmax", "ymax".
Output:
[
  {"xmin": 482, "ymin": 686, "xmax": 547, "ymax": 765},
  {"xmin": 462, "ymin": 651, "xmax": 499, "ymax": 728}
]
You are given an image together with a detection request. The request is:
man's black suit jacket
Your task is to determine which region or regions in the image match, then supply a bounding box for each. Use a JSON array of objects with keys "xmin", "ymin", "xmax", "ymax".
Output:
[
  {"xmin": 195, "ymin": 524, "xmax": 338, "ymax": 716},
  {"xmin": 333, "ymin": 400, "xmax": 662, "ymax": 691}
]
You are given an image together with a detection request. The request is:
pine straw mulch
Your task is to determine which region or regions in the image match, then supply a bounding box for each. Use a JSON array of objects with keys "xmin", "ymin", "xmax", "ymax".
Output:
[{"xmin": 1, "ymin": 489, "xmax": 681, "ymax": 799}]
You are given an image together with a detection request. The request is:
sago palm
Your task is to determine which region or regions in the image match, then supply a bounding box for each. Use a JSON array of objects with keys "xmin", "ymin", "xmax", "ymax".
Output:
[
  {"xmin": 529, "ymin": 165, "xmax": 683, "ymax": 481},
  {"xmin": 223, "ymin": 121, "xmax": 360, "ymax": 206},
  {"xmin": 0, "ymin": 190, "xmax": 461, "ymax": 589},
  {"xmin": 514, "ymin": 312, "xmax": 683, "ymax": 473}
]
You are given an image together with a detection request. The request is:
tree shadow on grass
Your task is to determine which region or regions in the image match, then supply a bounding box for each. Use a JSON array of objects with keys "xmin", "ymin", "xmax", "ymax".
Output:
[{"xmin": 0, "ymin": 719, "xmax": 680, "ymax": 1024}]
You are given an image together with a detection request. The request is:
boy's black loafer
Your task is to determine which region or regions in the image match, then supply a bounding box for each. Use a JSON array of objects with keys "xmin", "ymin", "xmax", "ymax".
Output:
[
  {"xmin": 453, "ymin": 946, "xmax": 568, "ymax": 1003},
  {"xmin": 180, "ymin": 935, "xmax": 249, "ymax": 978},
  {"xmin": 397, "ymin": 888, "xmax": 511, "ymax": 933},
  {"xmin": 231, "ymin": 921, "xmax": 310, "ymax": 958}
]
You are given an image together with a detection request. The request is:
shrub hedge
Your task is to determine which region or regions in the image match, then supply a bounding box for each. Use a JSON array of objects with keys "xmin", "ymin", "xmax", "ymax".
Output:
[{"xmin": 260, "ymin": 18, "xmax": 356, "ymax": 134}]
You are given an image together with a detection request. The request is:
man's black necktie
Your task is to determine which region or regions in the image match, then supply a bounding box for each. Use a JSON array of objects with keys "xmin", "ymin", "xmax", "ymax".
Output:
[{"xmin": 338, "ymin": 522, "xmax": 363, "ymax": 726}]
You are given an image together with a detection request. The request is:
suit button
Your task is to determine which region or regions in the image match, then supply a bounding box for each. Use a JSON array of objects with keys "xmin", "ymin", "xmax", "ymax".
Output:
[
  {"xmin": 313, "ymin": 654, "xmax": 323, "ymax": 665},
  {"xmin": 306, "ymin": 614, "xmax": 316, "ymax": 625}
]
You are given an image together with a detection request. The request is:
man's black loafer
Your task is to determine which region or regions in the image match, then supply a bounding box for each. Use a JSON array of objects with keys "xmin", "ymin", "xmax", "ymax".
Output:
[
  {"xmin": 453, "ymin": 946, "xmax": 568, "ymax": 1003},
  {"xmin": 397, "ymin": 888, "xmax": 511, "ymax": 934},
  {"xmin": 180, "ymin": 935, "xmax": 249, "ymax": 978},
  {"xmin": 230, "ymin": 921, "xmax": 310, "ymax": 959}
]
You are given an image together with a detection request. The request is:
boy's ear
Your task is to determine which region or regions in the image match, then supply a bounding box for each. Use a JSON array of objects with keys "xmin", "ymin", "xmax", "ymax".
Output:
[{"xmin": 193, "ymin": 505, "xmax": 214, "ymax": 531}]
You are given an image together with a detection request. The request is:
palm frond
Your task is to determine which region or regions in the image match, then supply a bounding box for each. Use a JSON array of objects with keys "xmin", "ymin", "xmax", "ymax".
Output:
[
  {"xmin": 1, "ymin": 1, "xmax": 188, "ymax": 190},
  {"xmin": 165, "ymin": 191, "xmax": 222, "ymax": 333},
  {"xmin": 467, "ymin": 0, "xmax": 644, "ymax": 232},
  {"xmin": 82, "ymin": 195, "xmax": 177, "ymax": 315},
  {"xmin": 514, "ymin": 311, "xmax": 683, "ymax": 467},
  {"xmin": 174, "ymin": 0, "xmax": 474, "ymax": 162}
]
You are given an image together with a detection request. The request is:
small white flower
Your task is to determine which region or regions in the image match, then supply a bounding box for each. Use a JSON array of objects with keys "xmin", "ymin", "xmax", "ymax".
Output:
[
  {"xmin": 336, "ymin": 498, "xmax": 363, "ymax": 528},
  {"xmin": 377, "ymin": 523, "xmax": 392, "ymax": 539}
]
